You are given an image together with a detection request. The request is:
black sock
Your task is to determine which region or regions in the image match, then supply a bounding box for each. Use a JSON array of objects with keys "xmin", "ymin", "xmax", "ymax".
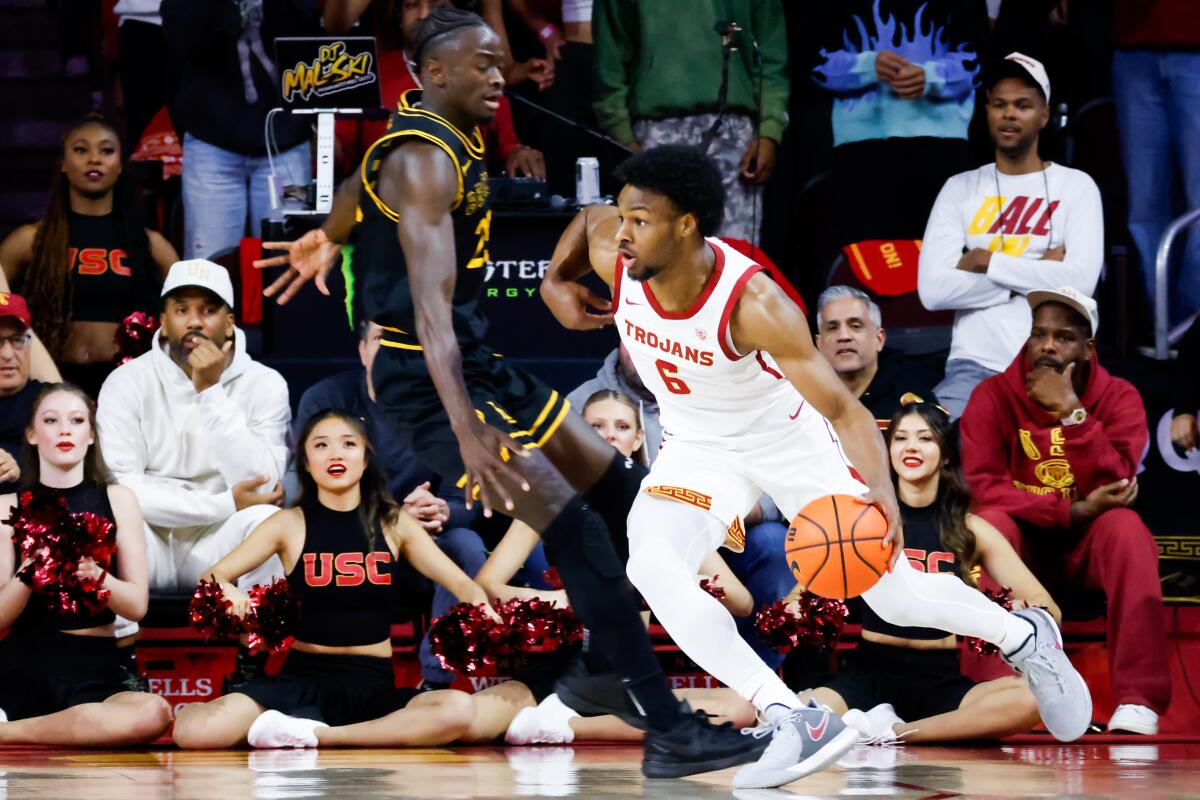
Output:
[
  {"xmin": 581, "ymin": 451, "xmax": 647, "ymax": 562},
  {"xmin": 542, "ymin": 497, "xmax": 683, "ymax": 731}
]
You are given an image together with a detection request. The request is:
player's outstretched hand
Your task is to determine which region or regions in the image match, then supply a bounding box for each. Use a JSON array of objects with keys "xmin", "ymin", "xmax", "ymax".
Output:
[
  {"xmin": 458, "ymin": 421, "xmax": 531, "ymax": 517},
  {"xmin": 861, "ymin": 490, "xmax": 903, "ymax": 570},
  {"xmin": 254, "ymin": 228, "xmax": 341, "ymax": 305},
  {"xmin": 541, "ymin": 279, "xmax": 614, "ymax": 330}
]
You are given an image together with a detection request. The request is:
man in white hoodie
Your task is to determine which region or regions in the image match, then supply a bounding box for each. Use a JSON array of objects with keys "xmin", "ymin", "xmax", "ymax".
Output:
[
  {"xmin": 917, "ymin": 53, "xmax": 1104, "ymax": 418},
  {"xmin": 98, "ymin": 259, "xmax": 290, "ymax": 593}
]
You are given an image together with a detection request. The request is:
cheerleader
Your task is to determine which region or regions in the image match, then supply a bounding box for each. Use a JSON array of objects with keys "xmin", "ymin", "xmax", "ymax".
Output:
[
  {"xmin": 0, "ymin": 383, "xmax": 170, "ymax": 745},
  {"xmin": 172, "ymin": 409, "xmax": 533, "ymax": 748},
  {"xmin": 802, "ymin": 401, "xmax": 1059, "ymax": 743}
]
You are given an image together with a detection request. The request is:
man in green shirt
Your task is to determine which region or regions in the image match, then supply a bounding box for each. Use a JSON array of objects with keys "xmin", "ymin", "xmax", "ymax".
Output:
[{"xmin": 593, "ymin": 0, "xmax": 789, "ymax": 241}]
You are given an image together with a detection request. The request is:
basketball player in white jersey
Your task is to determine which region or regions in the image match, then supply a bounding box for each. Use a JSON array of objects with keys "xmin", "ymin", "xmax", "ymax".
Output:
[{"xmin": 543, "ymin": 145, "xmax": 1092, "ymax": 789}]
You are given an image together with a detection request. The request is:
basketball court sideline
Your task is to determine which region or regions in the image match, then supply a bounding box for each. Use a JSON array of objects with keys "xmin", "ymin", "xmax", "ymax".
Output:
[{"xmin": 0, "ymin": 741, "xmax": 1195, "ymax": 799}]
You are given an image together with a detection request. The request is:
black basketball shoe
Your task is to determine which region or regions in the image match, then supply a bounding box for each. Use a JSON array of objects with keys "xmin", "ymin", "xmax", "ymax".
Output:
[
  {"xmin": 553, "ymin": 657, "xmax": 646, "ymax": 730},
  {"xmin": 643, "ymin": 703, "xmax": 770, "ymax": 779}
]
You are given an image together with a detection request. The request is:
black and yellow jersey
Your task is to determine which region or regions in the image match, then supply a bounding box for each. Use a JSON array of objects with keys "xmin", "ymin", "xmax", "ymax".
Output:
[{"xmin": 353, "ymin": 88, "xmax": 492, "ymax": 349}]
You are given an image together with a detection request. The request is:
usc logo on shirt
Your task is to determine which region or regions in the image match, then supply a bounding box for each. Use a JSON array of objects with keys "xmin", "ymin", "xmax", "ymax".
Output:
[
  {"xmin": 903, "ymin": 548, "xmax": 955, "ymax": 574},
  {"xmin": 68, "ymin": 247, "xmax": 132, "ymax": 277},
  {"xmin": 303, "ymin": 552, "xmax": 393, "ymax": 587}
]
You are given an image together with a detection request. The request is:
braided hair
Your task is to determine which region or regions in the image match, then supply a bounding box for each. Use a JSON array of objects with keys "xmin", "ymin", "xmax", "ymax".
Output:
[
  {"xmin": 411, "ymin": 7, "xmax": 489, "ymax": 69},
  {"xmin": 27, "ymin": 114, "xmax": 154, "ymax": 359}
]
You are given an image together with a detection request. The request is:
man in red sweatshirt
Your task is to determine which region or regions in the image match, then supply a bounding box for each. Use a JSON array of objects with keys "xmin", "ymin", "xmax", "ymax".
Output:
[{"xmin": 961, "ymin": 287, "xmax": 1170, "ymax": 736}]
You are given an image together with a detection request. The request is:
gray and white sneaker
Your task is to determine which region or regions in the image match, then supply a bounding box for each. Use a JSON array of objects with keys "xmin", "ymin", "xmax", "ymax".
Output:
[
  {"xmin": 732, "ymin": 702, "xmax": 859, "ymax": 789},
  {"xmin": 1002, "ymin": 607, "xmax": 1092, "ymax": 742}
]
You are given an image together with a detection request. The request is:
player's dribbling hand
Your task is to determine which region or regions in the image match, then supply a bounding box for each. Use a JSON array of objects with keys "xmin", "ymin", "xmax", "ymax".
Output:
[
  {"xmin": 255, "ymin": 228, "xmax": 341, "ymax": 304},
  {"xmin": 458, "ymin": 422, "xmax": 531, "ymax": 518},
  {"xmin": 541, "ymin": 279, "xmax": 614, "ymax": 330},
  {"xmin": 863, "ymin": 491, "xmax": 903, "ymax": 570}
]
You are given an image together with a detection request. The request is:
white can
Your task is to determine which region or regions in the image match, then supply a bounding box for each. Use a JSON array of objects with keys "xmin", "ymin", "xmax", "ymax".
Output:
[{"xmin": 575, "ymin": 157, "xmax": 601, "ymax": 204}]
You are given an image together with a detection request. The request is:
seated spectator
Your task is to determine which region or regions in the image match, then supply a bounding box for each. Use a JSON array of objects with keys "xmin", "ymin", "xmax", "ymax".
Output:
[
  {"xmin": 1171, "ymin": 317, "xmax": 1199, "ymax": 453},
  {"xmin": 566, "ymin": 345, "xmax": 661, "ymax": 456},
  {"xmin": 325, "ymin": 0, "xmax": 545, "ymax": 179},
  {"xmin": 0, "ymin": 115, "xmax": 176, "ymax": 398},
  {"xmin": 0, "ymin": 293, "xmax": 64, "ymax": 494},
  {"xmin": 172, "ymin": 409, "xmax": 532, "ymax": 749},
  {"xmin": 291, "ymin": 320, "xmax": 501, "ymax": 690},
  {"xmin": 814, "ymin": 285, "xmax": 938, "ymax": 425},
  {"xmin": 918, "ymin": 54, "xmax": 1104, "ymax": 418},
  {"xmin": 802, "ymin": 401, "xmax": 1055, "ymax": 744},
  {"xmin": 961, "ymin": 287, "xmax": 1171, "ymax": 735},
  {"xmin": 161, "ymin": 0, "xmax": 317, "ymax": 260},
  {"xmin": 97, "ymin": 260, "xmax": 290, "ymax": 598},
  {"xmin": 0, "ymin": 384, "xmax": 173, "ymax": 746}
]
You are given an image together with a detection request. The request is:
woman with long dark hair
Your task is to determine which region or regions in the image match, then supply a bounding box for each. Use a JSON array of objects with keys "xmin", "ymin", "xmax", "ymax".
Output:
[
  {"xmin": 0, "ymin": 383, "xmax": 170, "ymax": 745},
  {"xmin": 0, "ymin": 115, "xmax": 177, "ymax": 396},
  {"xmin": 801, "ymin": 401, "xmax": 1062, "ymax": 743},
  {"xmin": 172, "ymin": 409, "xmax": 533, "ymax": 749}
]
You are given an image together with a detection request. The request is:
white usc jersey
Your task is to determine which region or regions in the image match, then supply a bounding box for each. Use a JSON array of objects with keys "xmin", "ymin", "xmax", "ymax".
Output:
[{"xmin": 613, "ymin": 238, "xmax": 815, "ymax": 440}]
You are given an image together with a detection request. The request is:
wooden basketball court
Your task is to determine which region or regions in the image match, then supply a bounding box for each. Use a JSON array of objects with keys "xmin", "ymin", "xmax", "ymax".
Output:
[{"xmin": 0, "ymin": 741, "xmax": 1195, "ymax": 799}]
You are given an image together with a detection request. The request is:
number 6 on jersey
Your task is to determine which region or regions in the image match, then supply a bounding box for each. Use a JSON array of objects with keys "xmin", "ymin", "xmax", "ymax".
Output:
[{"xmin": 655, "ymin": 359, "xmax": 691, "ymax": 395}]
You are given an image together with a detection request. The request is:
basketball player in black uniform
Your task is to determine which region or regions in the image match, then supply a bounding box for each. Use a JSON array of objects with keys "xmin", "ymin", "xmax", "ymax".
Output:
[{"xmin": 253, "ymin": 9, "xmax": 764, "ymax": 778}]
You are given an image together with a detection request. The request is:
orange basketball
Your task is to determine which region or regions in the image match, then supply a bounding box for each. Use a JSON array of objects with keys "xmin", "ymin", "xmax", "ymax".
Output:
[{"xmin": 785, "ymin": 494, "xmax": 893, "ymax": 600}]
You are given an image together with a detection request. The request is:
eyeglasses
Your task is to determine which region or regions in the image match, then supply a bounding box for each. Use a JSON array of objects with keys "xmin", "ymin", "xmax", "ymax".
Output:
[{"xmin": 0, "ymin": 333, "xmax": 32, "ymax": 352}]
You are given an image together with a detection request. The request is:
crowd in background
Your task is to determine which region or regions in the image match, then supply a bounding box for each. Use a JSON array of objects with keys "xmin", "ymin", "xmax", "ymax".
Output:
[{"xmin": 0, "ymin": 0, "xmax": 1195, "ymax": 747}]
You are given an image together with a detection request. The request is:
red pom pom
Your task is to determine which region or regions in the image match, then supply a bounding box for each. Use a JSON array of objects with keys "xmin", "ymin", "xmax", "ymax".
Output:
[
  {"xmin": 113, "ymin": 311, "xmax": 160, "ymax": 366},
  {"xmin": 498, "ymin": 597, "xmax": 583, "ymax": 654},
  {"xmin": 6, "ymin": 492, "xmax": 118, "ymax": 616},
  {"xmin": 755, "ymin": 593, "xmax": 848, "ymax": 654},
  {"xmin": 429, "ymin": 598, "xmax": 584, "ymax": 676},
  {"xmin": 246, "ymin": 579, "xmax": 302, "ymax": 654},
  {"xmin": 428, "ymin": 602, "xmax": 509, "ymax": 675},
  {"xmin": 966, "ymin": 587, "xmax": 1016, "ymax": 657},
  {"xmin": 189, "ymin": 579, "xmax": 245, "ymax": 640},
  {"xmin": 700, "ymin": 575, "xmax": 727, "ymax": 602}
]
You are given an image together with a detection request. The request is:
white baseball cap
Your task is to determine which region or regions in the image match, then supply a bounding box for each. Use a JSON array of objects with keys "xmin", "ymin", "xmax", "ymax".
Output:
[
  {"xmin": 161, "ymin": 259, "xmax": 236, "ymax": 309},
  {"xmin": 1028, "ymin": 286, "xmax": 1099, "ymax": 336},
  {"xmin": 992, "ymin": 52, "xmax": 1051, "ymax": 105}
]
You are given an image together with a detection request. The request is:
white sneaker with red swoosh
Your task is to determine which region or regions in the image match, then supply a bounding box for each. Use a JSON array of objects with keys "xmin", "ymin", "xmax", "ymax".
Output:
[{"xmin": 732, "ymin": 701, "xmax": 859, "ymax": 789}]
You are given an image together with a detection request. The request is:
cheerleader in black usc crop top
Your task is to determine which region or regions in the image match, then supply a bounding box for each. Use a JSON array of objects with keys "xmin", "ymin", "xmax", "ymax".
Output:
[
  {"xmin": 0, "ymin": 115, "xmax": 177, "ymax": 397},
  {"xmin": 801, "ymin": 402, "xmax": 1063, "ymax": 745},
  {"xmin": 172, "ymin": 409, "xmax": 535, "ymax": 750},
  {"xmin": 0, "ymin": 383, "xmax": 171, "ymax": 746}
]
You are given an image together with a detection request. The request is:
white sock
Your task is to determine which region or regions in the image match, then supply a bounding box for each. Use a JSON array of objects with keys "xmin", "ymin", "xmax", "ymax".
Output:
[{"xmin": 998, "ymin": 613, "xmax": 1038, "ymax": 657}]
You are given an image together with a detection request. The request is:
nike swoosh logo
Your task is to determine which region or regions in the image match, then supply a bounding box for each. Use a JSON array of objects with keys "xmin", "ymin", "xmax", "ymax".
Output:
[
  {"xmin": 789, "ymin": 403, "xmax": 805, "ymax": 420},
  {"xmin": 626, "ymin": 299, "xmax": 642, "ymax": 305},
  {"xmin": 806, "ymin": 713, "xmax": 829, "ymax": 742}
]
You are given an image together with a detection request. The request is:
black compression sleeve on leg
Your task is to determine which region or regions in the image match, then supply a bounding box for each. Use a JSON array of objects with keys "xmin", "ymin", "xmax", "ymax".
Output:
[
  {"xmin": 581, "ymin": 451, "xmax": 647, "ymax": 562},
  {"xmin": 541, "ymin": 496, "xmax": 683, "ymax": 731}
]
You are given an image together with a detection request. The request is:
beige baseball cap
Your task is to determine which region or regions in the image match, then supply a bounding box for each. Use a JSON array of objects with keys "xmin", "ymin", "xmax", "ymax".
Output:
[
  {"xmin": 989, "ymin": 51, "xmax": 1051, "ymax": 104},
  {"xmin": 1028, "ymin": 286, "xmax": 1099, "ymax": 335},
  {"xmin": 161, "ymin": 259, "xmax": 235, "ymax": 309}
]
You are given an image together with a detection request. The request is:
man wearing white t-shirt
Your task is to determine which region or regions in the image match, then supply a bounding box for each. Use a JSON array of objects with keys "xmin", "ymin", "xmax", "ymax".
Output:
[{"xmin": 918, "ymin": 53, "xmax": 1104, "ymax": 418}]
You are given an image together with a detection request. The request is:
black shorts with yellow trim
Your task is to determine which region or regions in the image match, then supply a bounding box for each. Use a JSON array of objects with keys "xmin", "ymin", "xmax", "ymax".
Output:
[{"xmin": 371, "ymin": 332, "xmax": 571, "ymax": 484}]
